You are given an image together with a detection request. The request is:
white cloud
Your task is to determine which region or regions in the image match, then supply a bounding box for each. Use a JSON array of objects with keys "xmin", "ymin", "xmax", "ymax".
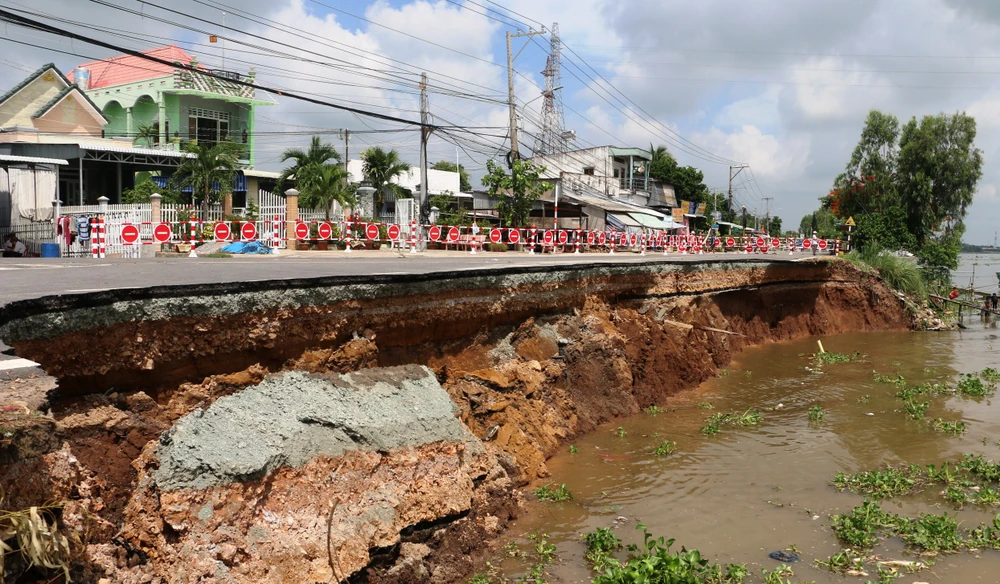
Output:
[{"xmin": 691, "ymin": 125, "xmax": 810, "ymax": 180}]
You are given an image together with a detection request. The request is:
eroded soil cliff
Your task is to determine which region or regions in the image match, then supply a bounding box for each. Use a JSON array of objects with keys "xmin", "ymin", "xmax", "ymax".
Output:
[{"xmin": 0, "ymin": 259, "xmax": 911, "ymax": 583}]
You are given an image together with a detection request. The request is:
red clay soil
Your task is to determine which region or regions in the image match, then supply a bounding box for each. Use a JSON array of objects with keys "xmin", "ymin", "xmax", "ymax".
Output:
[{"xmin": 0, "ymin": 260, "xmax": 911, "ymax": 583}]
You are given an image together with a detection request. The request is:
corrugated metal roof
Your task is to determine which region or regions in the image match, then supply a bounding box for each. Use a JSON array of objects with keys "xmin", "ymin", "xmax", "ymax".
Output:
[
  {"xmin": 78, "ymin": 141, "xmax": 190, "ymax": 157},
  {"xmin": 0, "ymin": 154, "xmax": 69, "ymax": 165},
  {"xmin": 562, "ymin": 188, "xmax": 668, "ymax": 219},
  {"xmin": 241, "ymin": 169, "xmax": 281, "ymax": 179}
]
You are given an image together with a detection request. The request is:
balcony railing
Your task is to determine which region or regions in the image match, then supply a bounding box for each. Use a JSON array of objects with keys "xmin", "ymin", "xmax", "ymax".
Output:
[{"xmin": 619, "ymin": 177, "xmax": 649, "ymax": 192}]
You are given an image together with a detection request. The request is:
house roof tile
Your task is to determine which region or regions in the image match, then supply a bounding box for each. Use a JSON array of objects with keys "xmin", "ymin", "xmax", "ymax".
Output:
[{"xmin": 69, "ymin": 45, "xmax": 195, "ymax": 90}]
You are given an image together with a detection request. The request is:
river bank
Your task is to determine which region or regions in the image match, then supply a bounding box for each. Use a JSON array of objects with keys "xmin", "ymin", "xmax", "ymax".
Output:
[{"xmin": 0, "ymin": 258, "xmax": 913, "ymax": 583}]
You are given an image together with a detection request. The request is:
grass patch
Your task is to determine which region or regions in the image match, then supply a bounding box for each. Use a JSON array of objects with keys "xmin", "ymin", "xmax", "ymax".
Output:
[
  {"xmin": 845, "ymin": 248, "xmax": 927, "ymax": 298},
  {"xmin": 202, "ymin": 251, "xmax": 232, "ymax": 258},
  {"xmin": 0, "ymin": 487, "xmax": 72, "ymax": 582},
  {"xmin": 533, "ymin": 483, "xmax": 573, "ymax": 502}
]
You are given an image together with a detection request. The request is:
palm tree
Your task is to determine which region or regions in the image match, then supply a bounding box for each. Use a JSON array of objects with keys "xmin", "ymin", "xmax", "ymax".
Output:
[
  {"xmin": 171, "ymin": 141, "xmax": 242, "ymax": 216},
  {"xmin": 135, "ymin": 123, "xmax": 158, "ymax": 147},
  {"xmin": 277, "ymin": 136, "xmax": 341, "ymax": 194},
  {"xmin": 361, "ymin": 146, "xmax": 410, "ymax": 215},
  {"xmin": 649, "ymin": 144, "xmax": 674, "ymax": 165},
  {"xmin": 299, "ymin": 164, "xmax": 356, "ymax": 220}
]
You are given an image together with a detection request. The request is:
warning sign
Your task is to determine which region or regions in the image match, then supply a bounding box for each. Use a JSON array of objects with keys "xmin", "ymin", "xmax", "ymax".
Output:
[{"xmin": 844, "ymin": 216, "xmax": 856, "ymax": 227}]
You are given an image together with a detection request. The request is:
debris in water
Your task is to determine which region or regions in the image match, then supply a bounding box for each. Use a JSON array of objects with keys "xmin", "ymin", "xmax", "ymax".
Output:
[
  {"xmin": 484, "ymin": 424, "xmax": 500, "ymax": 441},
  {"xmin": 768, "ymin": 550, "xmax": 799, "ymax": 563}
]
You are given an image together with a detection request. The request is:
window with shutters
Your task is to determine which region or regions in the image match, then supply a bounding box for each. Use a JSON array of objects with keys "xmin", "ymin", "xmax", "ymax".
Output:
[{"xmin": 187, "ymin": 108, "xmax": 230, "ymax": 144}]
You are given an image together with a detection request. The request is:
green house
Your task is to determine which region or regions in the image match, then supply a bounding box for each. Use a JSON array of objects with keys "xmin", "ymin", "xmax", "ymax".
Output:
[{"xmin": 69, "ymin": 45, "xmax": 274, "ymax": 166}]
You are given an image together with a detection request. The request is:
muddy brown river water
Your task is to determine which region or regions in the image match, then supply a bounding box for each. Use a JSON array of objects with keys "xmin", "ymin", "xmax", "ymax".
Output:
[{"xmin": 507, "ymin": 320, "xmax": 1000, "ymax": 583}]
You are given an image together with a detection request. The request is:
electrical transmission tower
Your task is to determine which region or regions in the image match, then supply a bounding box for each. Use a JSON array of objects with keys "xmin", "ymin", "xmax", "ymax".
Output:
[{"xmin": 533, "ymin": 23, "xmax": 572, "ymax": 156}]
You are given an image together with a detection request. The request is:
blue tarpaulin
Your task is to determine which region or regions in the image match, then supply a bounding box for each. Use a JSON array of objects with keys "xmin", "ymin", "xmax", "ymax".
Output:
[{"xmin": 220, "ymin": 241, "xmax": 272, "ymax": 254}]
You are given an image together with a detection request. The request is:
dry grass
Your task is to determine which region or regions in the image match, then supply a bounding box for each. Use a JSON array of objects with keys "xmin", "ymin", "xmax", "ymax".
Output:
[{"xmin": 0, "ymin": 487, "xmax": 72, "ymax": 582}]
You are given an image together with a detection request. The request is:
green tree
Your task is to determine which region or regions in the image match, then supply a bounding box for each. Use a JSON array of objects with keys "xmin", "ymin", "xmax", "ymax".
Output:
[
  {"xmin": 481, "ymin": 158, "xmax": 550, "ymax": 227},
  {"xmin": 122, "ymin": 176, "xmax": 181, "ymax": 204},
  {"xmin": 431, "ymin": 160, "xmax": 472, "ymax": 192},
  {"xmin": 649, "ymin": 143, "xmax": 674, "ymax": 165},
  {"xmin": 897, "ymin": 112, "xmax": 983, "ymax": 268},
  {"xmin": 277, "ymin": 136, "xmax": 341, "ymax": 194},
  {"xmin": 298, "ymin": 164, "xmax": 356, "ymax": 220},
  {"xmin": 829, "ymin": 110, "xmax": 901, "ymax": 218},
  {"xmin": 361, "ymin": 146, "xmax": 411, "ymax": 214},
  {"xmin": 170, "ymin": 141, "xmax": 241, "ymax": 213},
  {"xmin": 798, "ymin": 208, "xmax": 839, "ymax": 239},
  {"xmin": 134, "ymin": 123, "xmax": 158, "ymax": 148},
  {"xmin": 768, "ymin": 216, "xmax": 783, "ymax": 235}
]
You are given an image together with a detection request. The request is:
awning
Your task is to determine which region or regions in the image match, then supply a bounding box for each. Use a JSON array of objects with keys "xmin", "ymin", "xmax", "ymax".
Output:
[
  {"xmin": 151, "ymin": 170, "xmax": 248, "ymax": 193},
  {"xmin": 629, "ymin": 212, "xmax": 677, "ymax": 230},
  {"xmin": 0, "ymin": 154, "xmax": 69, "ymax": 165},
  {"xmin": 608, "ymin": 212, "xmax": 642, "ymax": 228}
]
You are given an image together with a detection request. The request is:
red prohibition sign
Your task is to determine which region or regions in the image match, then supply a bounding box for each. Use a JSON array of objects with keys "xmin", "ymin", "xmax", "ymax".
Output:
[
  {"xmin": 630, "ymin": 233, "xmax": 638, "ymax": 247},
  {"xmin": 557, "ymin": 230, "xmax": 568, "ymax": 244},
  {"xmin": 803, "ymin": 238, "xmax": 812, "ymax": 248},
  {"xmin": 745, "ymin": 243, "xmax": 753, "ymax": 252},
  {"xmin": 318, "ymin": 222, "xmax": 333, "ymax": 240},
  {"xmin": 598, "ymin": 231, "xmax": 607, "ymax": 245},
  {"xmin": 762, "ymin": 246, "xmax": 770, "ymax": 253},
  {"xmin": 429, "ymin": 225, "xmax": 442, "ymax": 241},
  {"xmin": 294, "ymin": 221, "xmax": 310, "ymax": 240},
  {"xmin": 507, "ymin": 228, "xmax": 520, "ymax": 244},
  {"xmin": 153, "ymin": 222, "xmax": 172, "ymax": 243},
  {"xmin": 447, "ymin": 226, "xmax": 460, "ymax": 242},
  {"xmin": 543, "ymin": 230, "xmax": 554, "ymax": 244},
  {"xmin": 489, "ymin": 228, "xmax": 502, "ymax": 244},
  {"xmin": 587, "ymin": 231, "xmax": 595, "ymax": 245},
  {"xmin": 387, "ymin": 224, "xmax": 401, "ymax": 240},
  {"xmin": 121, "ymin": 223, "xmax": 140, "ymax": 244},
  {"xmin": 726, "ymin": 237, "xmax": 736, "ymax": 247},
  {"xmin": 771, "ymin": 237, "xmax": 780, "ymax": 248},
  {"xmin": 819, "ymin": 239, "xmax": 828, "ymax": 250},
  {"xmin": 756, "ymin": 236, "xmax": 765, "ymax": 248},
  {"xmin": 366, "ymin": 223, "xmax": 380, "ymax": 240},
  {"xmin": 241, "ymin": 222, "xmax": 258, "ymax": 240},
  {"xmin": 213, "ymin": 222, "xmax": 230, "ymax": 241}
]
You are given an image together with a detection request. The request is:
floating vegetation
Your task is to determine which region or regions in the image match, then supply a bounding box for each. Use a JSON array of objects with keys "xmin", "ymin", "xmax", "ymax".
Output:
[
  {"xmin": 569, "ymin": 445, "xmax": 579, "ymax": 454},
  {"xmin": 901, "ymin": 398, "xmax": 929, "ymax": 420},
  {"xmin": 533, "ymin": 483, "xmax": 573, "ymax": 502},
  {"xmin": 808, "ymin": 405, "xmax": 825, "ymax": 422},
  {"xmin": 650, "ymin": 440, "xmax": 677, "ymax": 457},
  {"xmin": 832, "ymin": 465, "xmax": 927, "ymax": 499},
  {"xmin": 589, "ymin": 525, "xmax": 751, "ymax": 584},
  {"xmin": 583, "ymin": 527, "xmax": 622, "ymax": 572},
  {"xmin": 957, "ymin": 373, "xmax": 996, "ymax": 397},
  {"xmin": 700, "ymin": 409, "xmax": 763, "ymax": 435},
  {"xmin": 930, "ymin": 419, "xmax": 968, "ymax": 435},
  {"xmin": 814, "ymin": 351, "xmax": 862, "ymax": 365},
  {"xmin": 697, "ymin": 402, "xmax": 715, "ymax": 410},
  {"xmin": 858, "ymin": 394, "xmax": 872, "ymax": 404},
  {"xmin": 981, "ymin": 368, "xmax": 1000, "ymax": 384},
  {"xmin": 615, "ymin": 426, "xmax": 627, "ymax": 438},
  {"xmin": 644, "ymin": 405, "xmax": 665, "ymax": 416}
]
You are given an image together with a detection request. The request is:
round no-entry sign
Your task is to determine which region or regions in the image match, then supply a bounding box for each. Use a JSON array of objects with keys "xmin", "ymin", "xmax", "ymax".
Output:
[
  {"xmin": 557, "ymin": 230, "xmax": 568, "ymax": 244},
  {"xmin": 772, "ymin": 237, "xmax": 780, "ymax": 248},
  {"xmin": 241, "ymin": 222, "xmax": 257, "ymax": 240},
  {"xmin": 366, "ymin": 223, "xmax": 380, "ymax": 240},
  {"xmin": 726, "ymin": 236, "xmax": 735, "ymax": 247},
  {"xmin": 213, "ymin": 222, "xmax": 231, "ymax": 241},
  {"xmin": 489, "ymin": 228, "xmax": 501, "ymax": 244},
  {"xmin": 543, "ymin": 230, "xmax": 554, "ymax": 244},
  {"xmin": 819, "ymin": 239, "xmax": 828, "ymax": 250},
  {"xmin": 294, "ymin": 221, "xmax": 309, "ymax": 240},
  {"xmin": 153, "ymin": 222, "xmax": 172, "ymax": 243},
  {"xmin": 587, "ymin": 231, "xmax": 595, "ymax": 245},
  {"xmin": 630, "ymin": 233, "xmax": 638, "ymax": 247},
  {"xmin": 507, "ymin": 228, "xmax": 520, "ymax": 244},
  {"xmin": 756, "ymin": 236, "xmax": 765, "ymax": 248},
  {"xmin": 598, "ymin": 231, "xmax": 606, "ymax": 245},
  {"xmin": 121, "ymin": 223, "xmax": 140, "ymax": 245},
  {"xmin": 447, "ymin": 226, "xmax": 460, "ymax": 242},
  {"xmin": 318, "ymin": 222, "xmax": 333, "ymax": 240},
  {"xmin": 429, "ymin": 225, "xmax": 442, "ymax": 241},
  {"xmin": 387, "ymin": 224, "xmax": 401, "ymax": 240},
  {"xmin": 803, "ymin": 238, "xmax": 812, "ymax": 248}
]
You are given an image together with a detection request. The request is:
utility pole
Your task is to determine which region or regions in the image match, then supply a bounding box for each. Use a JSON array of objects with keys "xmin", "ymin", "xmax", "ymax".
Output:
[
  {"xmin": 728, "ymin": 164, "xmax": 748, "ymax": 219},
  {"xmin": 741, "ymin": 205, "xmax": 747, "ymax": 234},
  {"xmin": 506, "ymin": 27, "xmax": 545, "ymax": 167},
  {"xmin": 419, "ymin": 72, "xmax": 431, "ymax": 246},
  {"xmin": 338, "ymin": 128, "xmax": 350, "ymax": 183},
  {"xmin": 762, "ymin": 196, "xmax": 773, "ymax": 234}
]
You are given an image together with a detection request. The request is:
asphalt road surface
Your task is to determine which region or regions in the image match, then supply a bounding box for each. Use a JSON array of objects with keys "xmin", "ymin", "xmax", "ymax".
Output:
[{"xmin": 0, "ymin": 249, "xmax": 826, "ymax": 372}]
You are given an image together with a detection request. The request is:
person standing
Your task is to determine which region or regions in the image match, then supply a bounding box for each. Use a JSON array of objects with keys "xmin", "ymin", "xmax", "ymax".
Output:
[
  {"xmin": 992, "ymin": 291, "xmax": 998, "ymax": 311},
  {"xmin": 811, "ymin": 231, "xmax": 819, "ymax": 256}
]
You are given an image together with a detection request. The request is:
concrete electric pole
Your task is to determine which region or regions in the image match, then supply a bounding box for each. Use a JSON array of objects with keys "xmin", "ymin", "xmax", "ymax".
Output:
[
  {"xmin": 728, "ymin": 164, "xmax": 748, "ymax": 219},
  {"xmin": 506, "ymin": 27, "xmax": 545, "ymax": 167},
  {"xmin": 419, "ymin": 73, "xmax": 431, "ymax": 249}
]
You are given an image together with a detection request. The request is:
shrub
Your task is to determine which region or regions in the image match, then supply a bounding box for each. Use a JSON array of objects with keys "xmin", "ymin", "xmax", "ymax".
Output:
[
  {"xmin": 533, "ymin": 483, "xmax": 573, "ymax": 502},
  {"xmin": 488, "ymin": 243, "xmax": 508, "ymax": 252},
  {"xmin": 845, "ymin": 247, "xmax": 926, "ymax": 297}
]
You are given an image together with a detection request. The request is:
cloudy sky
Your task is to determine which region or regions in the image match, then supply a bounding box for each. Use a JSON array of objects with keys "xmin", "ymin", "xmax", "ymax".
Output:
[{"xmin": 2, "ymin": 0, "xmax": 1000, "ymax": 242}]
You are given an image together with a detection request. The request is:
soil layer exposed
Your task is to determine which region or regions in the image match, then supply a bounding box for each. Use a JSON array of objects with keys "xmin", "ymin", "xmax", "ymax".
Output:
[{"xmin": 0, "ymin": 259, "xmax": 911, "ymax": 583}]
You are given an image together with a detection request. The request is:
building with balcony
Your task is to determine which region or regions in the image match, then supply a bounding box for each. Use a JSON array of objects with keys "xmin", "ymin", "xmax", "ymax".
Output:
[
  {"xmin": 526, "ymin": 145, "xmax": 678, "ymax": 232},
  {"xmin": 68, "ymin": 45, "xmax": 275, "ymax": 166}
]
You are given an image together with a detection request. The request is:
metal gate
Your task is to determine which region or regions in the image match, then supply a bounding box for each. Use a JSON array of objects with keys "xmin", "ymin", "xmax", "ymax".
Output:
[
  {"xmin": 104, "ymin": 208, "xmax": 145, "ymax": 258},
  {"xmin": 395, "ymin": 198, "xmax": 417, "ymax": 239},
  {"xmin": 258, "ymin": 188, "xmax": 286, "ymax": 249}
]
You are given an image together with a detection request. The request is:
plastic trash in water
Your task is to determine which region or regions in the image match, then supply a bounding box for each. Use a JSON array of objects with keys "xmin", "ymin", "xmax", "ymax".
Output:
[{"xmin": 768, "ymin": 550, "xmax": 799, "ymax": 563}]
